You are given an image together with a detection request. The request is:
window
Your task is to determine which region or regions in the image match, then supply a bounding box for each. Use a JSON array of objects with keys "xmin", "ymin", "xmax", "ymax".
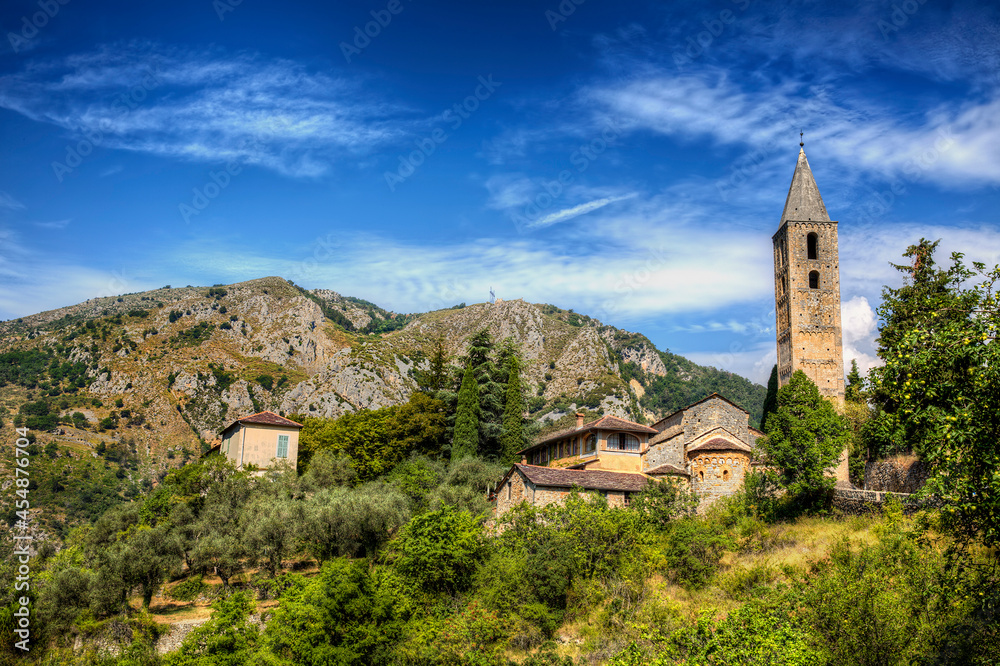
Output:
[
  {"xmin": 507, "ymin": 482, "xmax": 511, "ymax": 500},
  {"xmin": 607, "ymin": 433, "xmax": 640, "ymax": 451},
  {"xmin": 276, "ymin": 434, "xmax": 289, "ymax": 458},
  {"xmin": 723, "ymin": 469, "xmax": 730, "ymax": 481},
  {"xmin": 698, "ymin": 470, "xmax": 705, "ymax": 482},
  {"xmin": 585, "ymin": 434, "xmax": 597, "ymax": 453},
  {"xmin": 807, "ymin": 232, "xmax": 818, "ymax": 260},
  {"xmin": 809, "ymin": 271, "xmax": 820, "ymax": 289}
]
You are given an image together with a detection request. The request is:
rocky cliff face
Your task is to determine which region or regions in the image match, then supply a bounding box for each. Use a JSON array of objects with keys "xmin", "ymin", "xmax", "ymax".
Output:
[{"xmin": 0, "ymin": 277, "xmax": 763, "ymax": 462}]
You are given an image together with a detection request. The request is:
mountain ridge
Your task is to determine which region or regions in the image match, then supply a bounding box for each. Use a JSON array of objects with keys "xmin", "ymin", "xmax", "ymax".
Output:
[{"xmin": 0, "ymin": 276, "xmax": 766, "ymax": 474}]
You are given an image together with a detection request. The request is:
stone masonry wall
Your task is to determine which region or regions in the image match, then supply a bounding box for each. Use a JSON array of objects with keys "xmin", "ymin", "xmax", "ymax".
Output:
[
  {"xmin": 682, "ymin": 397, "xmax": 750, "ymax": 445},
  {"xmin": 864, "ymin": 458, "xmax": 930, "ymax": 494},
  {"xmin": 690, "ymin": 451, "xmax": 749, "ymax": 505},
  {"xmin": 778, "ymin": 220, "xmax": 845, "ymax": 404},
  {"xmin": 495, "ymin": 469, "xmax": 530, "ymax": 516}
]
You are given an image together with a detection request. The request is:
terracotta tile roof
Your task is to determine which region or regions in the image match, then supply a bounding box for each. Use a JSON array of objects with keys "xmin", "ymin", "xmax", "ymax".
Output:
[
  {"xmin": 220, "ymin": 411, "xmax": 303, "ymax": 434},
  {"xmin": 526, "ymin": 415, "xmax": 658, "ymax": 451},
  {"xmin": 645, "ymin": 463, "xmax": 689, "ymax": 476},
  {"xmin": 687, "ymin": 437, "xmax": 753, "ymax": 454},
  {"xmin": 515, "ymin": 463, "xmax": 650, "ymax": 492}
]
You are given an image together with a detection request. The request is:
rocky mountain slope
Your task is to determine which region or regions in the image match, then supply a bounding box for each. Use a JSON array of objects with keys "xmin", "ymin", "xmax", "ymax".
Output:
[{"xmin": 0, "ymin": 277, "xmax": 765, "ymax": 473}]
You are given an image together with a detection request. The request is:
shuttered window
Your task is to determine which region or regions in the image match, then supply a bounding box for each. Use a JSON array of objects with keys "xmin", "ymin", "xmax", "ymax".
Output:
[{"xmin": 276, "ymin": 434, "xmax": 289, "ymax": 458}]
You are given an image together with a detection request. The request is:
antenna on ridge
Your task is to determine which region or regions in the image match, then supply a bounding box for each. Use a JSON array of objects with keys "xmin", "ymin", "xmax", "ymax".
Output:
[{"xmin": 489, "ymin": 286, "xmax": 496, "ymax": 304}]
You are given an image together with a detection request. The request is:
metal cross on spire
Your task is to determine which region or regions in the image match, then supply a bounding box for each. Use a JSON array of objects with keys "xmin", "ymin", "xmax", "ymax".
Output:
[{"xmin": 799, "ymin": 130, "xmax": 804, "ymax": 148}]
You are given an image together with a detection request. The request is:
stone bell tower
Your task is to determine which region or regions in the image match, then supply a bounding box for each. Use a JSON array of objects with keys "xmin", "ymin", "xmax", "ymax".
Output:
[{"xmin": 772, "ymin": 142, "xmax": 845, "ymax": 407}]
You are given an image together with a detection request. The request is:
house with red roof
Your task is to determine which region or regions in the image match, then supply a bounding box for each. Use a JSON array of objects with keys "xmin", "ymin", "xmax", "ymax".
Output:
[
  {"xmin": 493, "ymin": 393, "xmax": 762, "ymax": 516},
  {"xmin": 216, "ymin": 411, "xmax": 304, "ymax": 472}
]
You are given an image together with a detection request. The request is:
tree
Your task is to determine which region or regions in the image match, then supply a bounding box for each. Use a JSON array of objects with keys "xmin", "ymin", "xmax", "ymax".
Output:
[
  {"xmin": 760, "ymin": 364, "xmax": 779, "ymax": 433},
  {"xmin": 416, "ymin": 337, "xmax": 449, "ymax": 393},
  {"xmin": 466, "ymin": 330, "xmax": 506, "ymax": 457},
  {"xmin": 393, "ymin": 505, "xmax": 484, "ymax": 594},
  {"xmin": 452, "ymin": 365, "xmax": 479, "ymax": 461},
  {"xmin": 499, "ymin": 353, "xmax": 528, "ymax": 464},
  {"xmin": 866, "ymin": 240, "xmax": 1000, "ymax": 548},
  {"xmin": 243, "ymin": 497, "xmax": 300, "ymax": 577},
  {"xmin": 759, "ymin": 370, "xmax": 850, "ymax": 512},
  {"xmin": 845, "ymin": 359, "xmax": 865, "ymax": 404}
]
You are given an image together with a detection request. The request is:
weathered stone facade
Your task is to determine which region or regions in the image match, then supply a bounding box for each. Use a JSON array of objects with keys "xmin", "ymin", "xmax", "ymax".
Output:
[
  {"xmin": 689, "ymin": 450, "xmax": 750, "ymax": 504},
  {"xmin": 494, "ymin": 394, "xmax": 762, "ymax": 515},
  {"xmin": 773, "ymin": 149, "xmax": 845, "ymax": 407},
  {"xmin": 863, "ymin": 457, "xmax": 929, "ymax": 494}
]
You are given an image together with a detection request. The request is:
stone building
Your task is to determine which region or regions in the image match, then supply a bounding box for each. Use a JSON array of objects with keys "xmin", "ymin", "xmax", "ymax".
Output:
[
  {"xmin": 772, "ymin": 145, "xmax": 845, "ymax": 406},
  {"xmin": 493, "ymin": 464, "xmax": 650, "ymax": 516},
  {"xmin": 492, "ymin": 394, "xmax": 762, "ymax": 516},
  {"xmin": 772, "ymin": 144, "xmax": 850, "ymax": 483},
  {"xmin": 215, "ymin": 411, "xmax": 304, "ymax": 471}
]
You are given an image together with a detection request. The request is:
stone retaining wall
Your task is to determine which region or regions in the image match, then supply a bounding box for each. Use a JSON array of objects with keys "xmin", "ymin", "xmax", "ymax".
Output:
[
  {"xmin": 832, "ymin": 488, "xmax": 928, "ymax": 514},
  {"xmin": 864, "ymin": 457, "xmax": 929, "ymax": 493}
]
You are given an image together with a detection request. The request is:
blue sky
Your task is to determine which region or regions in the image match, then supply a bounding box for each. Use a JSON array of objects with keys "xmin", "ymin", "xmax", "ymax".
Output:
[{"xmin": 1, "ymin": 0, "xmax": 999, "ymax": 384}]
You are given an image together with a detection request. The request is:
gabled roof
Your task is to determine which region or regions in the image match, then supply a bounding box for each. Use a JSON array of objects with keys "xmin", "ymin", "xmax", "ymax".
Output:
[
  {"xmin": 513, "ymin": 463, "xmax": 650, "ymax": 492},
  {"xmin": 650, "ymin": 393, "xmax": 749, "ymax": 431},
  {"xmin": 687, "ymin": 437, "xmax": 753, "ymax": 454},
  {"xmin": 525, "ymin": 415, "xmax": 657, "ymax": 452},
  {"xmin": 645, "ymin": 463, "xmax": 689, "ymax": 476},
  {"xmin": 220, "ymin": 411, "xmax": 303, "ymax": 434},
  {"xmin": 779, "ymin": 148, "xmax": 830, "ymax": 224}
]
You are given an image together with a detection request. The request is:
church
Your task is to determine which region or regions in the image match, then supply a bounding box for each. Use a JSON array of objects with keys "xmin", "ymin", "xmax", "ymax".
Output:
[{"xmin": 491, "ymin": 142, "xmax": 849, "ymax": 517}]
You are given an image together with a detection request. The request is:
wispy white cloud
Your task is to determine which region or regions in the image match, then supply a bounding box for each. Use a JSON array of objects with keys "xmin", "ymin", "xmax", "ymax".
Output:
[
  {"xmin": 529, "ymin": 193, "xmax": 638, "ymax": 229},
  {"xmin": 0, "ymin": 191, "xmax": 25, "ymax": 210},
  {"xmin": 0, "ymin": 43, "xmax": 413, "ymax": 178},
  {"xmin": 585, "ymin": 71, "xmax": 1000, "ymax": 187},
  {"xmin": 33, "ymin": 219, "xmax": 72, "ymax": 230}
]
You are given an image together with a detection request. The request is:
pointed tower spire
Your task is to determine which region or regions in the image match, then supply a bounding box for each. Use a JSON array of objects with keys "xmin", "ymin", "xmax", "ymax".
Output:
[{"xmin": 780, "ymin": 147, "xmax": 830, "ymax": 223}]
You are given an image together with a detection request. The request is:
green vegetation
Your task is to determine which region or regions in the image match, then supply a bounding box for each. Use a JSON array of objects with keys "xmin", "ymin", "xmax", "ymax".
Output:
[
  {"xmin": 756, "ymin": 371, "xmax": 850, "ymax": 514},
  {"xmin": 864, "ymin": 239, "xmax": 1000, "ymax": 547},
  {"xmin": 453, "ymin": 365, "xmax": 480, "ymax": 462}
]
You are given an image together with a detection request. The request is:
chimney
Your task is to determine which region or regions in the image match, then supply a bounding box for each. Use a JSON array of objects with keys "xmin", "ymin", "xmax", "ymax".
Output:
[
  {"xmin": 575, "ymin": 412, "xmax": 584, "ymax": 428},
  {"xmin": 520, "ymin": 456, "xmax": 527, "ymax": 464}
]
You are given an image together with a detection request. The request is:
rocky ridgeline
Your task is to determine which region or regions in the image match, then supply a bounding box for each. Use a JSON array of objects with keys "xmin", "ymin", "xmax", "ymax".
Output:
[{"xmin": 0, "ymin": 277, "xmax": 751, "ymax": 455}]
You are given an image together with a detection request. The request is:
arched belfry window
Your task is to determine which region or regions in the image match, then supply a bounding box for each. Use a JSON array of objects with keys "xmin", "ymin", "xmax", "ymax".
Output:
[
  {"xmin": 809, "ymin": 271, "xmax": 820, "ymax": 289},
  {"xmin": 807, "ymin": 233, "xmax": 818, "ymax": 260}
]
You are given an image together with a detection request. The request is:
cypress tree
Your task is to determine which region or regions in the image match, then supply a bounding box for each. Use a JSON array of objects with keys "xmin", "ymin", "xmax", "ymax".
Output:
[
  {"xmin": 500, "ymin": 353, "xmax": 527, "ymax": 464},
  {"xmin": 452, "ymin": 365, "xmax": 479, "ymax": 461},
  {"xmin": 760, "ymin": 364, "xmax": 779, "ymax": 432},
  {"xmin": 845, "ymin": 359, "xmax": 864, "ymax": 404}
]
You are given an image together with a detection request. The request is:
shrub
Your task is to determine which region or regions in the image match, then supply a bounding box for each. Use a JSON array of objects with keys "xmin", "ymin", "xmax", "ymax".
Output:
[
  {"xmin": 658, "ymin": 518, "xmax": 733, "ymax": 589},
  {"xmin": 394, "ymin": 505, "xmax": 483, "ymax": 594},
  {"xmin": 168, "ymin": 575, "xmax": 207, "ymax": 602}
]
